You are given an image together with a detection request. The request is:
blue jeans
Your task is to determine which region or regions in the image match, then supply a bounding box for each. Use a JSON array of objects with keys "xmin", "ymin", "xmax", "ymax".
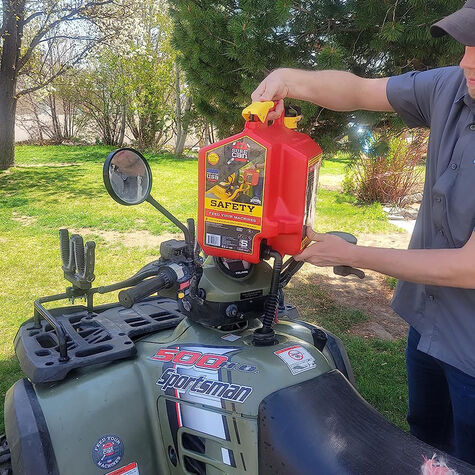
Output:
[{"xmin": 406, "ymin": 327, "xmax": 475, "ymax": 464}]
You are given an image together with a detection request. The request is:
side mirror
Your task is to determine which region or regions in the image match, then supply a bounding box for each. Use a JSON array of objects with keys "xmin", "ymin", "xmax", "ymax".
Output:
[
  {"xmin": 103, "ymin": 147, "xmax": 194, "ymax": 252},
  {"xmin": 103, "ymin": 148, "xmax": 152, "ymax": 205}
]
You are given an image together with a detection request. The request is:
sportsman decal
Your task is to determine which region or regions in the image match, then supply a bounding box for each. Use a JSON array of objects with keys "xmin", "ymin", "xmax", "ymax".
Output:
[
  {"xmin": 157, "ymin": 368, "xmax": 252, "ymax": 403},
  {"xmin": 158, "ymin": 345, "xmax": 252, "ymax": 455}
]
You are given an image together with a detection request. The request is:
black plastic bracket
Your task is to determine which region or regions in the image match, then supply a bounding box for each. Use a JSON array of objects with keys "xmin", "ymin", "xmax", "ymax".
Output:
[
  {"xmin": 16, "ymin": 297, "xmax": 184, "ymax": 383},
  {"xmin": 59, "ymin": 229, "xmax": 96, "ymax": 290}
]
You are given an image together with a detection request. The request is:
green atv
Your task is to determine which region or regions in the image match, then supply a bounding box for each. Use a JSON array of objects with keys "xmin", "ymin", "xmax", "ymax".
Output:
[{"xmin": 2, "ymin": 149, "xmax": 474, "ymax": 475}]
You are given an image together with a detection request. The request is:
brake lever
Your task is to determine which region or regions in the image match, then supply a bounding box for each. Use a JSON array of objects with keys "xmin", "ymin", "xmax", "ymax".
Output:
[{"xmin": 333, "ymin": 265, "xmax": 365, "ymax": 279}]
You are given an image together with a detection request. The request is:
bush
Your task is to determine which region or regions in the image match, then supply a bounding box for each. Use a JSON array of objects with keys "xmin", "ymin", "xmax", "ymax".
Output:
[{"xmin": 344, "ymin": 129, "xmax": 427, "ymax": 205}]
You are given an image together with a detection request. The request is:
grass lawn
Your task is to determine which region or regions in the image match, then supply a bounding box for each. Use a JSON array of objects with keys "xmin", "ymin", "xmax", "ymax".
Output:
[{"xmin": 0, "ymin": 146, "xmax": 407, "ymax": 432}]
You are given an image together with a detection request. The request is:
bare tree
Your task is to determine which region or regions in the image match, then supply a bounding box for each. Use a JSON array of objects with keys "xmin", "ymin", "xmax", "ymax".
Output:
[{"xmin": 0, "ymin": 0, "xmax": 127, "ymax": 169}]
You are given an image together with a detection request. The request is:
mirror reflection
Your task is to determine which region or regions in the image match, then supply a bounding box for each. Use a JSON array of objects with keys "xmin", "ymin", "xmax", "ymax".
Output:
[{"xmin": 108, "ymin": 149, "xmax": 150, "ymax": 204}]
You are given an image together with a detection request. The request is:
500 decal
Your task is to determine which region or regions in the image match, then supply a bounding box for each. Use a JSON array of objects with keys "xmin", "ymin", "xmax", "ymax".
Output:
[
  {"xmin": 151, "ymin": 348, "xmax": 258, "ymax": 373},
  {"xmin": 157, "ymin": 368, "xmax": 252, "ymax": 403}
]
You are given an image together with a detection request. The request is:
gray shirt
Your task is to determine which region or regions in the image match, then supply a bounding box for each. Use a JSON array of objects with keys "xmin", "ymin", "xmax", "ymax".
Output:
[{"xmin": 387, "ymin": 66, "xmax": 475, "ymax": 377}]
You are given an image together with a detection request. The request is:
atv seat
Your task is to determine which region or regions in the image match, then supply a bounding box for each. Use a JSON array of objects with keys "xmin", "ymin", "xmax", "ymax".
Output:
[{"xmin": 258, "ymin": 370, "xmax": 475, "ymax": 475}]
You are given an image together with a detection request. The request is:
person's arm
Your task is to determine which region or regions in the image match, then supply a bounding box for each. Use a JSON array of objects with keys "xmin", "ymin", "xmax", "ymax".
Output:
[
  {"xmin": 251, "ymin": 69, "xmax": 394, "ymax": 119},
  {"xmin": 294, "ymin": 229, "xmax": 475, "ymax": 289}
]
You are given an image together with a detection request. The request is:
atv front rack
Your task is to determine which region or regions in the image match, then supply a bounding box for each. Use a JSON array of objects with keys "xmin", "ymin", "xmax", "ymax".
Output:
[{"xmin": 16, "ymin": 297, "xmax": 184, "ymax": 384}]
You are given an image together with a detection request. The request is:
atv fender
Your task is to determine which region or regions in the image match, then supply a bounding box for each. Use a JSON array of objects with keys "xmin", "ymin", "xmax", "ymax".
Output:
[
  {"xmin": 296, "ymin": 320, "xmax": 354, "ymax": 385},
  {"xmin": 4, "ymin": 379, "xmax": 58, "ymax": 475}
]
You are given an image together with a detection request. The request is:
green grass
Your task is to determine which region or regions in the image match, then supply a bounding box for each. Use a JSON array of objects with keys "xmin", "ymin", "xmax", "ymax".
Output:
[
  {"xmin": 386, "ymin": 276, "xmax": 399, "ymax": 290},
  {"xmin": 0, "ymin": 145, "xmax": 408, "ymax": 432},
  {"xmin": 314, "ymin": 189, "xmax": 396, "ymax": 234},
  {"xmin": 319, "ymin": 152, "xmax": 352, "ymax": 176}
]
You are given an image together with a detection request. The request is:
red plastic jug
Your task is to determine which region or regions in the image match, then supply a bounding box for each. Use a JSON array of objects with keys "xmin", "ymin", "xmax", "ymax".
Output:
[{"xmin": 198, "ymin": 102, "xmax": 322, "ymax": 263}]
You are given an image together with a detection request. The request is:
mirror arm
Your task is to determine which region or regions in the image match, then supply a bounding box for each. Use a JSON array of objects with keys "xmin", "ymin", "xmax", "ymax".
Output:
[{"xmin": 146, "ymin": 195, "xmax": 191, "ymax": 245}]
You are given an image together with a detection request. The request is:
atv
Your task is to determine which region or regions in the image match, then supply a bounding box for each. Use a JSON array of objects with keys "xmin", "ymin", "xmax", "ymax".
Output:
[{"xmin": 3, "ymin": 144, "xmax": 475, "ymax": 474}]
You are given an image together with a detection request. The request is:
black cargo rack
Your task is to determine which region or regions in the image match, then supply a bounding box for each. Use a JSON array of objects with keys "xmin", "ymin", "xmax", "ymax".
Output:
[{"xmin": 15, "ymin": 297, "xmax": 184, "ymax": 384}]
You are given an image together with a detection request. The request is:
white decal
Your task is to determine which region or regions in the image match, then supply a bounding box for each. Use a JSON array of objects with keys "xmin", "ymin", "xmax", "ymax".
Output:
[
  {"xmin": 106, "ymin": 461, "xmax": 139, "ymax": 475},
  {"xmin": 274, "ymin": 345, "xmax": 316, "ymax": 375},
  {"xmin": 221, "ymin": 333, "xmax": 241, "ymax": 342}
]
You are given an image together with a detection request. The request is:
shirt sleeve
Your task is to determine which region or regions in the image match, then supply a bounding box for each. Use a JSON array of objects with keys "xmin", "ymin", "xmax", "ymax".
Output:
[{"xmin": 386, "ymin": 70, "xmax": 438, "ymax": 128}]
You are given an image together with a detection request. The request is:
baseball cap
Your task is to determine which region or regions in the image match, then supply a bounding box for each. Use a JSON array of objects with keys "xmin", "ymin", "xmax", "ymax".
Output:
[{"xmin": 431, "ymin": 0, "xmax": 475, "ymax": 46}]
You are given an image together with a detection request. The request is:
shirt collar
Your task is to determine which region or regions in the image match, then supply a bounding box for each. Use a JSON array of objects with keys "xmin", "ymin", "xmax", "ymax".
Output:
[
  {"xmin": 454, "ymin": 81, "xmax": 467, "ymax": 104},
  {"xmin": 453, "ymin": 76, "xmax": 475, "ymax": 112}
]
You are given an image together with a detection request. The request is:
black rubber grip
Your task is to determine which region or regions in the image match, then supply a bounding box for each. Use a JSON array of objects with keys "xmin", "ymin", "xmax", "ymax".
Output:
[
  {"xmin": 118, "ymin": 273, "xmax": 171, "ymax": 308},
  {"xmin": 59, "ymin": 229, "xmax": 70, "ymax": 267},
  {"xmin": 326, "ymin": 231, "xmax": 365, "ymax": 279},
  {"xmin": 327, "ymin": 231, "xmax": 357, "ymax": 244},
  {"xmin": 84, "ymin": 241, "xmax": 96, "ymax": 281},
  {"xmin": 71, "ymin": 234, "xmax": 85, "ymax": 275}
]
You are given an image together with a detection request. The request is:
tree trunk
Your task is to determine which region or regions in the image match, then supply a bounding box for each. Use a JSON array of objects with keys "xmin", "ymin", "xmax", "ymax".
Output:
[
  {"xmin": 203, "ymin": 120, "xmax": 210, "ymax": 146},
  {"xmin": 49, "ymin": 94, "xmax": 63, "ymax": 143},
  {"xmin": 0, "ymin": 91, "xmax": 17, "ymax": 169},
  {"xmin": 175, "ymin": 95, "xmax": 192, "ymax": 156},
  {"xmin": 210, "ymin": 123, "xmax": 215, "ymax": 143},
  {"xmin": 32, "ymin": 98, "xmax": 44, "ymax": 143},
  {"xmin": 0, "ymin": 0, "xmax": 25, "ymax": 169},
  {"xmin": 174, "ymin": 62, "xmax": 183, "ymax": 157},
  {"xmin": 118, "ymin": 103, "xmax": 126, "ymax": 147}
]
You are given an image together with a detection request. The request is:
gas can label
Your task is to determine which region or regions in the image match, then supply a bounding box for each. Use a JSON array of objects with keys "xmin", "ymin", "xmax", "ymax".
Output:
[
  {"xmin": 106, "ymin": 462, "xmax": 139, "ymax": 475},
  {"xmin": 203, "ymin": 136, "xmax": 266, "ymax": 254},
  {"xmin": 301, "ymin": 154, "xmax": 322, "ymax": 248},
  {"xmin": 274, "ymin": 345, "xmax": 317, "ymax": 375},
  {"xmin": 92, "ymin": 435, "xmax": 124, "ymax": 470}
]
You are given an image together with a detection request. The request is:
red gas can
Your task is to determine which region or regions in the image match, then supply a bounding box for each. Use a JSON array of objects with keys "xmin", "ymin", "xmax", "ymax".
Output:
[{"xmin": 198, "ymin": 102, "xmax": 322, "ymax": 264}]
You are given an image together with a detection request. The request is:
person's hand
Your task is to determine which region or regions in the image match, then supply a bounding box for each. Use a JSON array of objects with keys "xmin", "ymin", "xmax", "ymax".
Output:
[
  {"xmin": 251, "ymin": 70, "xmax": 288, "ymax": 120},
  {"xmin": 294, "ymin": 228, "xmax": 355, "ymax": 267}
]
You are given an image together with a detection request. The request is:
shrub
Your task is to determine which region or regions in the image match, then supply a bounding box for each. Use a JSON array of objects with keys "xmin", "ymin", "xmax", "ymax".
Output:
[{"xmin": 344, "ymin": 129, "xmax": 427, "ymax": 206}]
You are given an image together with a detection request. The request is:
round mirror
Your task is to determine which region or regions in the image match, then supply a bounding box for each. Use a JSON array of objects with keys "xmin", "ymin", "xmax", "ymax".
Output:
[{"xmin": 103, "ymin": 148, "xmax": 152, "ymax": 205}]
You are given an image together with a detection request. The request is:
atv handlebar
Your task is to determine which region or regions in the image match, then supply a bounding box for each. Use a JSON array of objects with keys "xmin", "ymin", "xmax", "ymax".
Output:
[{"xmin": 118, "ymin": 268, "xmax": 176, "ymax": 308}]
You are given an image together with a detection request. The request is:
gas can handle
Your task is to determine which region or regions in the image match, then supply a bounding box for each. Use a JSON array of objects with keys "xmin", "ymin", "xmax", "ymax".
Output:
[{"xmin": 242, "ymin": 101, "xmax": 282, "ymax": 123}]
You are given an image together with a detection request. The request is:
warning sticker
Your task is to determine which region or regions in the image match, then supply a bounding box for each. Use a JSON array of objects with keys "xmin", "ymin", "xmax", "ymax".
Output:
[
  {"xmin": 274, "ymin": 345, "xmax": 316, "ymax": 375},
  {"xmin": 107, "ymin": 462, "xmax": 140, "ymax": 475},
  {"xmin": 204, "ymin": 136, "xmax": 267, "ymax": 254}
]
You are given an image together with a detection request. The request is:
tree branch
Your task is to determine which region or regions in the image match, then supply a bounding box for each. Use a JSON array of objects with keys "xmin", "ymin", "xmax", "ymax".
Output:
[
  {"xmin": 18, "ymin": 0, "xmax": 114, "ymax": 71},
  {"xmin": 17, "ymin": 40, "xmax": 98, "ymax": 97},
  {"xmin": 22, "ymin": 10, "xmax": 46, "ymax": 27},
  {"xmin": 38, "ymin": 34, "xmax": 97, "ymax": 43}
]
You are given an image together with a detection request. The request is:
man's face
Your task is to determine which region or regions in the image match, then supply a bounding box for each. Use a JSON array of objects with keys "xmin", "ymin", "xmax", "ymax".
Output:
[{"xmin": 460, "ymin": 46, "xmax": 475, "ymax": 98}]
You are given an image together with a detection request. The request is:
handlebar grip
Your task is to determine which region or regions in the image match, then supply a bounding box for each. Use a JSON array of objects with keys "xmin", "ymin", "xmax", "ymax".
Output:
[
  {"xmin": 118, "ymin": 272, "xmax": 171, "ymax": 308},
  {"xmin": 326, "ymin": 231, "xmax": 357, "ymax": 245},
  {"xmin": 326, "ymin": 231, "xmax": 366, "ymax": 280}
]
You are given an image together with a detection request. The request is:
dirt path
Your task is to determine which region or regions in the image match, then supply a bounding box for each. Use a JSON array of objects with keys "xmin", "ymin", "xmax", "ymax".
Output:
[{"xmin": 296, "ymin": 232, "xmax": 411, "ymax": 340}]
